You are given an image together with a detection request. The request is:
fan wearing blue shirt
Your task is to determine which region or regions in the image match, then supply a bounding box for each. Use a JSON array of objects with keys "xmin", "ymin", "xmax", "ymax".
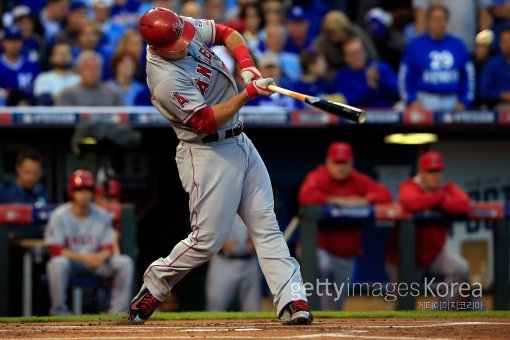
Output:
[
  {"xmin": 332, "ymin": 36, "xmax": 399, "ymax": 108},
  {"xmin": 0, "ymin": 27, "xmax": 40, "ymax": 103},
  {"xmin": 480, "ymin": 26, "xmax": 510, "ymax": 107},
  {"xmin": 284, "ymin": 6, "xmax": 313, "ymax": 55},
  {"xmin": 398, "ymin": 4, "xmax": 475, "ymax": 111},
  {"xmin": 105, "ymin": 52, "xmax": 146, "ymax": 106}
]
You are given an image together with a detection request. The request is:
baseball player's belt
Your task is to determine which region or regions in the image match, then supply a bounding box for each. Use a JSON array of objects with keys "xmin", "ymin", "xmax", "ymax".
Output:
[{"xmin": 202, "ymin": 122, "xmax": 244, "ymax": 143}]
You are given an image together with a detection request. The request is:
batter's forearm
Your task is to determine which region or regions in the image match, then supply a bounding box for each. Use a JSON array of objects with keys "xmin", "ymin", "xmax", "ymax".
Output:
[
  {"xmin": 224, "ymin": 30, "xmax": 248, "ymax": 55},
  {"xmin": 211, "ymin": 91, "xmax": 250, "ymax": 127}
]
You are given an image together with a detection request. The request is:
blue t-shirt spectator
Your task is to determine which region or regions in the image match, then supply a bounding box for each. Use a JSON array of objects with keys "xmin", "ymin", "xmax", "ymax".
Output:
[
  {"xmin": 399, "ymin": 33, "xmax": 474, "ymax": 107},
  {"xmin": 1, "ymin": 27, "xmax": 40, "ymax": 93},
  {"xmin": 284, "ymin": 6, "xmax": 313, "ymax": 55},
  {"xmin": 333, "ymin": 61, "xmax": 399, "ymax": 108},
  {"xmin": 480, "ymin": 54, "xmax": 510, "ymax": 104},
  {"xmin": 0, "ymin": 56, "xmax": 40, "ymax": 96},
  {"xmin": 0, "ymin": 28, "xmax": 40, "ymax": 100}
]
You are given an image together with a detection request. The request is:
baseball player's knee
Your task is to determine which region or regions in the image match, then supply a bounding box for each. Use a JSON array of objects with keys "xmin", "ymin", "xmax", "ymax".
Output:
[
  {"xmin": 47, "ymin": 256, "xmax": 71, "ymax": 274},
  {"xmin": 197, "ymin": 232, "xmax": 230, "ymax": 256},
  {"xmin": 200, "ymin": 244, "xmax": 223, "ymax": 258}
]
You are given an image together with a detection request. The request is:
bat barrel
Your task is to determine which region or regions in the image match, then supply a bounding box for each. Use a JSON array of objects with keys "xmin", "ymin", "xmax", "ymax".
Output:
[{"xmin": 305, "ymin": 97, "xmax": 367, "ymax": 124}]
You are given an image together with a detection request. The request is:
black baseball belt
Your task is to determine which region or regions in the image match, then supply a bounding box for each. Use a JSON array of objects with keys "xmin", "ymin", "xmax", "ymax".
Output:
[{"xmin": 202, "ymin": 122, "xmax": 243, "ymax": 144}]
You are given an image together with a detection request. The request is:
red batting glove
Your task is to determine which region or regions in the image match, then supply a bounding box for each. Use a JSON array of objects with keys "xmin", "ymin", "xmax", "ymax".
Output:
[{"xmin": 245, "ymin": 78, "xmax": 275, "ymax": 99}]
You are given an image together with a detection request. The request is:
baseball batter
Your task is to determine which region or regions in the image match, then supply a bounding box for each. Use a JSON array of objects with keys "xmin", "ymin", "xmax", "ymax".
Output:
[{"xmin": 129, "ymin": 8, "xmax": 312, "ymax": 325}]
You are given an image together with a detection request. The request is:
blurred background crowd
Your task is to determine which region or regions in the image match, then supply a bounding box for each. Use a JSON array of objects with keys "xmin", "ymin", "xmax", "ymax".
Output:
[{"xmin": 1, "ymin": 0, "xmax": 510, "ymax": 110}]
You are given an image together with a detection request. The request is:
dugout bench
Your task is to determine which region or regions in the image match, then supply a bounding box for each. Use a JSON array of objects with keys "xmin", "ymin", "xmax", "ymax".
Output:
[
  {"xmin": 299, "ymin": 202, "xmax": 510, "ymax": 311},
  {"xmin": 0, "ymin": 203, "xmax": 137, "ymax": 316}
]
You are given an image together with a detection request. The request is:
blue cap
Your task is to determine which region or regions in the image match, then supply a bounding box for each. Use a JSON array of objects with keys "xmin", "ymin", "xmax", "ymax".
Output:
[
  {"xmin": 3, "ymin": 27, "xmax": 23, "ymax": 40},
  {"xmin": 70, "ymin": 1, "xmax": 87, "ymax": 11},
  {"xmin": 287, "ymin": 6, "xmax": 307, "ymax": 21}
]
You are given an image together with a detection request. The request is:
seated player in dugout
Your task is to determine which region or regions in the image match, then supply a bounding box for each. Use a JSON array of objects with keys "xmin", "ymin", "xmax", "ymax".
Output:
[
  {"xmin": 385, "ymin": 151, "xmax": 476, "ymax": 308},
  {"xmin": 44, "ymin": 170, "xmax": 133, "ymax": 315},
  {"xmin": 298, "ymin": 142, "xmax": 393, "ymax": 310}
]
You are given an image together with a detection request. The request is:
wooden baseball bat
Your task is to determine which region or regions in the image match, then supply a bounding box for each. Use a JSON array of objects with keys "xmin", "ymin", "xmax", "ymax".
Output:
[{"xmin": 268, "ymin": 84, "xmax": 367, "ymax": 124}]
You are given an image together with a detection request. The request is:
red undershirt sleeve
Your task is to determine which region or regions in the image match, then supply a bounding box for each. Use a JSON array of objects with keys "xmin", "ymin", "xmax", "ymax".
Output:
[
  {"xmin": 187, "ymin": 106, "xmax": 218, "ymax": 134},
  {"xmin": 214, "ymin": 24, "xmax": 235, "ymax": 45},
  {"xmin": 48, "ymin": 245, "xmax": 64, "ymax": 256},
  {"xmin": 100, "ymin": 245, "xmax": 114, "ymax": 255}
]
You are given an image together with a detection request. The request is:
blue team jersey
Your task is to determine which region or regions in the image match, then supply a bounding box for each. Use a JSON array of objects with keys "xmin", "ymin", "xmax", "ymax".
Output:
[
  {"xmin": 398, "ymin": 33, "xmax": 474, "ymax": 106},
  {"xmin": 0, "ymin": 54, "xmax": 40, "ymax": 95}
]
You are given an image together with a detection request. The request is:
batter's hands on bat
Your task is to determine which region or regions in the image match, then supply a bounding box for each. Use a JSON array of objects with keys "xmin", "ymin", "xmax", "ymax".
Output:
[
  {"xmin": 239, "ymin": 59, "xmax": 262, "ymax": 85},
  {"xmin": 245, "ymin": 78, "xmax": 275, "ymax": 99}
]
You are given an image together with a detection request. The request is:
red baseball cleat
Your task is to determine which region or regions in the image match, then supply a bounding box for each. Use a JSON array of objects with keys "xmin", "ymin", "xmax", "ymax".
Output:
[
  {"xmin": 279, "ymin": 300, "xmax": 313, "ymax": 325},
  {"xmin": 129, "ymin": 287, "xmax": 160, "ymax": 324}
]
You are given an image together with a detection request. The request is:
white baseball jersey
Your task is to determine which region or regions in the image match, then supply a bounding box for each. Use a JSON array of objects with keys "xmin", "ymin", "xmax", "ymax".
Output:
[
  {"xmin": 45, "ymin": 203, "xmax": 114, "ymax": 253},
  {"xmin": 139, "ymin": 15, "xmax": 308, "ymax": 318},
  {"xmin": 146, "ymin": 17, "xmax": 239, "ymax": 143}
]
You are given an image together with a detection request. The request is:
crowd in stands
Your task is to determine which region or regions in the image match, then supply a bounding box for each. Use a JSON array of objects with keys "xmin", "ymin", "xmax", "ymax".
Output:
[{"xmin": 1, "ymin": 0, "xmax": 510, "ymax": 110}]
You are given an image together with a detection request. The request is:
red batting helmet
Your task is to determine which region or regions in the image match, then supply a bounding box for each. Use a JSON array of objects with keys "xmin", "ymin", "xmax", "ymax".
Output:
[
  {"xmin": 68, "ymin": 170, "xmax": 95, "ymax": 199},
  {"xmin": 138, "ymin": 7, "xmax": 196, "ymax": 52}
]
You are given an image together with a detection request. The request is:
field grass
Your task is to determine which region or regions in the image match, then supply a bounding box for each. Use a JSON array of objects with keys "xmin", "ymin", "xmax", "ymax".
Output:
[{"xmin": 1, "ymin": 310, "xmax": 509, "ymax": 323}]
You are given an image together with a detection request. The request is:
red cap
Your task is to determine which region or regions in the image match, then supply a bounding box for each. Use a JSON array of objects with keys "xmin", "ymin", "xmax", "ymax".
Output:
[
  {"xmin": 419, "ymin": 151, "xmax": 443, "ymax": 171},
  {"xmin": 327, "ymin": 142, "xmax": 353, "ymax": 162}
]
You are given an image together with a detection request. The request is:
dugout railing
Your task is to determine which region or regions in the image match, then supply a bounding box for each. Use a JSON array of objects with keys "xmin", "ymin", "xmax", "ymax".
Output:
[
  {"xmin": 0, "ymin": 203, "xmax": 137, "ymax": 316},
  {"xmin": 299, "ymin": 202, "xmax": 510, "ymax": 311}
]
